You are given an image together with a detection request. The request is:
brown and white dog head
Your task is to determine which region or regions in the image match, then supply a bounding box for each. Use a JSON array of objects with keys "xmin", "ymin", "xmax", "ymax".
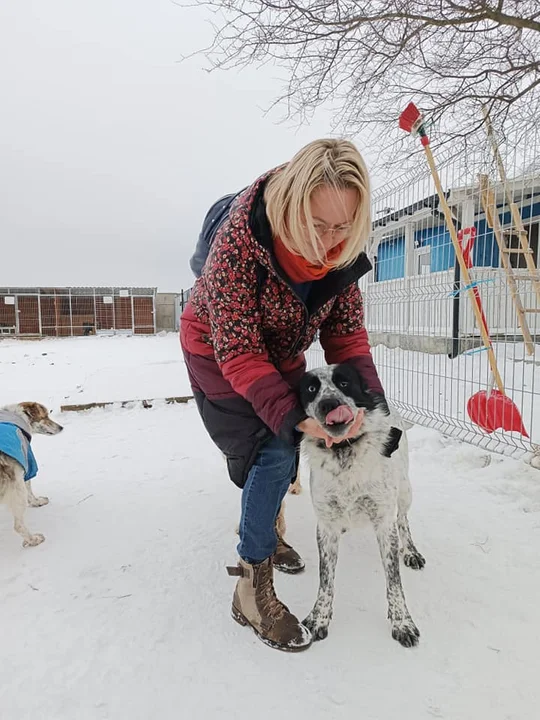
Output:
[{"xmin": 6, "ymin": 402, "xmax": 64, "ymax": 436}]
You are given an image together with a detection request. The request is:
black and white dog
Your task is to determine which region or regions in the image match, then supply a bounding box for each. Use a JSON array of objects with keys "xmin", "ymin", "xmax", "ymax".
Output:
[{"xmin": 299, "ymin": 364, "xmax": 425, "ymax": 648}]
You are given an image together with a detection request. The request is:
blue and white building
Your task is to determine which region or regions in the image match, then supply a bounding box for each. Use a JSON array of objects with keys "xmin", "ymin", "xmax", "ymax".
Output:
[{"xmin": 363, "ymin": 173, "xmax": 540, "ymax": 347}]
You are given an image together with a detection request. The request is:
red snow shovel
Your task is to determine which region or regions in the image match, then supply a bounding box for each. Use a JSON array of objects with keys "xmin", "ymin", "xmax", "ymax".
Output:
[
  {"xmin": 398, "ymin": 102, "xmax": 528, "ymax": 437},
  {"xmin": 457, "ymin": 227, "xmax": 528, "ymax": 434}
]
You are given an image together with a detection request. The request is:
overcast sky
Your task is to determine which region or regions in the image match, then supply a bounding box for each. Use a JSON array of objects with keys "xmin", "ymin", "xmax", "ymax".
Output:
[{"xmin": 0, "ymin": 1, "xmax": 367, "ymax": 292}]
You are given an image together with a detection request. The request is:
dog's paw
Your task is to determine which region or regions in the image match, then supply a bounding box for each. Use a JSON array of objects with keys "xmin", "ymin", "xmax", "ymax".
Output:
[
  {"xmin": 29, "ymin": 496, "xmax": 49, "ymax": 508},
  {"xmin": 403, "ymin": 550, "xmax": 425, "ymax": 570},
  {"xmin": 22, "ymin": 533, "xmax": 45, "ymax": 548},
  {"xmin": 391, "ymin": 619, "xmax": 420, "ymax": 648},
  {"xmin": 303, "ymin": 613, "xmax": 330, "ymax": 641},
  {"xmin": 288, "ymin": 483, "xmax": 302, "ymax": 495}
]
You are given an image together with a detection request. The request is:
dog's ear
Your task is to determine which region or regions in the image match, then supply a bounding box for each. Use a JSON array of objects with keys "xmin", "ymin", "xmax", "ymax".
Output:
[
  {"xmin": 372, "ymin": 392, "xmax": 391, "ymax": 416},
  {"xmin": 381, "ymin": 426, "xmax": 402, "ymax": 458},
  {"xmin": 19, "ymin": 402, "xmax": 47, "ymax": 423}
]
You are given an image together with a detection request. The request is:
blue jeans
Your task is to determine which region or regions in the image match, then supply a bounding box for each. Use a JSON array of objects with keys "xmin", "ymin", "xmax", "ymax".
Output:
[{"xmin": 237, "ymin": 436, "xmax": 297, "ymax": 564}]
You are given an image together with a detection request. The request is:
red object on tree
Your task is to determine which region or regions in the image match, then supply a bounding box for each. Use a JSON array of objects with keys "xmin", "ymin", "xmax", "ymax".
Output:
[
  {"xmin": 399, "ymin": 102, "xmax": 422, "ymax": 133},
  {"xmin": 398, "ymin": 102, "xmax": 430, "ymax": 145}
]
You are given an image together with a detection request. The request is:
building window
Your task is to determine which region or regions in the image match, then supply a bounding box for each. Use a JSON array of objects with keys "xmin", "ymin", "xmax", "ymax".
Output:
[{"xmin": 415, "ymin": 246, "xmax": 431, "ymax": 275}]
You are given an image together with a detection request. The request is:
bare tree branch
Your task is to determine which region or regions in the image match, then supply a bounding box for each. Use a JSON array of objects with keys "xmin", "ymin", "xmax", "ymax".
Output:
[{"xmin": 176, "ymin": 1, "xmax": 540, "ymax": 162}]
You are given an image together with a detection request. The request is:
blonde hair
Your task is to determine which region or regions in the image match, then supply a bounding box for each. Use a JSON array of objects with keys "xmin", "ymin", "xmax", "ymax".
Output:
[{"xmin": 264, "ymin": 138, "xmax": 371, "ymax": 268}]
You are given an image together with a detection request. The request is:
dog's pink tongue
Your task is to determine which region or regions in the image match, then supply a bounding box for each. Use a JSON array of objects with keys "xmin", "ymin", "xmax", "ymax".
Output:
[{"xmin": 326, "ymin": 405, "xmax": 354, "ymax": 425}]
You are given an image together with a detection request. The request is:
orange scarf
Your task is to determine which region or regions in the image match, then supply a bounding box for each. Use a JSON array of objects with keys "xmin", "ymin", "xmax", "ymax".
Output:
[{"xmin": 273, "ymin": 236, "xmax": 344, "ymax": 283}]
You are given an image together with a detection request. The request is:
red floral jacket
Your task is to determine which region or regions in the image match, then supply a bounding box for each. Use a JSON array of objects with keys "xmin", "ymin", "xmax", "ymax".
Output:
[{"xmin": 180, "ymin": 169, "xmax": 383, "ymax": 448}]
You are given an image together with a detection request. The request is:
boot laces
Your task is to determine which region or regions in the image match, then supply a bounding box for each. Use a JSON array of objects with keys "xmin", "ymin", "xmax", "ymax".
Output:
[{"xmin": 256, "ymin": 563, "xmax": 289, "ymax": 621}]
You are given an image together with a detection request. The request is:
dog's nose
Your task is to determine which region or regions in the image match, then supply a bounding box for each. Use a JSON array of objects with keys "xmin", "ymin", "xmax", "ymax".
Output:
[{"xmin": 318, "ymin": 397, "xmax": 341, "ymax": 416}]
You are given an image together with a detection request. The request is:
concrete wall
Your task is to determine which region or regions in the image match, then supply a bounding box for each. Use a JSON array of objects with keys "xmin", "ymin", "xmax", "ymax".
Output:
[
  {"xmin": 369, "ymin": 331, "xmax": 482, "ymax": 356},
  {"xmin": 155, "ymin": 293, "xmax": 178, "ymax": 332}
]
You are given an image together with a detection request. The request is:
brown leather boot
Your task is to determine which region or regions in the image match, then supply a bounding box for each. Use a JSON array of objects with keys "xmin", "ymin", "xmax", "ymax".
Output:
[
  {"xmin": 273, "ymin": 535, "xmax": 305, "ymax": 574},
  {"xmin": 226, "ymin": 557, "xmax": 312, "ymax": 652}
]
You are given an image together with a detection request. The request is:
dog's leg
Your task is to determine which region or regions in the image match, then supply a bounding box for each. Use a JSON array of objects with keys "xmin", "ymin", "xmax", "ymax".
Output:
[
  {"xmin": 275, "ymin": 499, "xmax": 286, "ymax": 538},
  {"xmin": 397, "ymin": 514, "xmax": 425, "ymax": 570},
  {"xmin": 7, "ymin": 473, "xmax": 45, "ymax": 547},
  {"xmin": 288, "ymin": 466, "xmax": 302, "ymax": 495},
  {"xmin": 288, "ymin": 448, "xmax": 302, "ymax": 495},
  {"xmin": 372, "ymin": 516, "xmax": 419, "ymax": 648},
  {"xmin": 303, "ymin": 524, "xmax": 340, "ymax": 640},
  {"xmin": 397, "ymin": 475, "xmax": 425, "ymax": 570},
  {"xmin": 26, "ymin": 480, "xmax": 49, "ymax": 508}
]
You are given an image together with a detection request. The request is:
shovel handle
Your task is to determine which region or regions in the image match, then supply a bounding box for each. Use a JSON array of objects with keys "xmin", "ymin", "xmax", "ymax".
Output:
[{"xmin": 422, "ymin": 143, "xmax": 505, "ymax": 394}]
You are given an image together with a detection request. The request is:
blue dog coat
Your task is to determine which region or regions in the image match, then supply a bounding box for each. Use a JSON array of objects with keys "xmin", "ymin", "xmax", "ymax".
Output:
[{"xmin": 0, "ymin": 412, "xmax": 38, "ymax": 481}]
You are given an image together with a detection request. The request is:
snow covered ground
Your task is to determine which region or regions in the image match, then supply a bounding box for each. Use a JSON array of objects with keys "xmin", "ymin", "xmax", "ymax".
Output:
[
  {"xmin": 0, "ymin": 333, "xmax": 192, "ymax": 408},
  {"xmin": 1, "ymin": 335, "xmax": 540, "ymax": 719}
]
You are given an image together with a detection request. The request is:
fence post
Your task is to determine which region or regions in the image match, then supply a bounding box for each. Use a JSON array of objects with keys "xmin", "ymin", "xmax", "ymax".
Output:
[{"xmin": 69, "ymin": 288, "xmax": 73, "ymax": 337}]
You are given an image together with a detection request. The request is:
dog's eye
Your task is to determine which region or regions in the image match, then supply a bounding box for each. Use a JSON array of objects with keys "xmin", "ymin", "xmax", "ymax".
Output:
[
  {"xmin": 338, "ymin": 380, "xmax": 349, "ymax": 389},
  {"xmin": 308, "ymin": 385, "xmax": 317, "ymax": 393}
]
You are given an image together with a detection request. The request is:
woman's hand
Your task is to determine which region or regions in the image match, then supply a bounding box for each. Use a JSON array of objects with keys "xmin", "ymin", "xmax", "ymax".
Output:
[{"xmin": 297, "ymin": 410, "xmax": 364, "ymax": 448}]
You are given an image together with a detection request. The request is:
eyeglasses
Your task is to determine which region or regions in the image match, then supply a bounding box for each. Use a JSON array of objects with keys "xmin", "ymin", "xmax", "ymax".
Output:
[{"xmin": 313, "ymin": 221, "xmax": 352, "ymax": 239}]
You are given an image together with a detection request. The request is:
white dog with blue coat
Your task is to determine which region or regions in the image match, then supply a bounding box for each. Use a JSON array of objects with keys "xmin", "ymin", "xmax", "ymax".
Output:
[{"xmin": 0, "ymin": 402, "xmax": 63, "ymax": 547}]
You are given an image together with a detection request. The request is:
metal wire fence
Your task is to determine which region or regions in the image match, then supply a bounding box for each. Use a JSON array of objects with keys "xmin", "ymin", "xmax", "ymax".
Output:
[{"xmin": 309, "ymin": 119, "xmax": 540, "ymax": 461}]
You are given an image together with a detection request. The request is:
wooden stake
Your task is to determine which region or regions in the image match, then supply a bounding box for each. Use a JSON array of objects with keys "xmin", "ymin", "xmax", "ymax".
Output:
[
  {"xmin": 423, "ymin": 143, "xmax": 505, "ymax": 393},
  {"xmin": 482, "ymin": 108, "xmax": 540, "ymax": 306},
  {"xmin": 478, "ymin": 173, "xmax": 535, "ymax": 356}
]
